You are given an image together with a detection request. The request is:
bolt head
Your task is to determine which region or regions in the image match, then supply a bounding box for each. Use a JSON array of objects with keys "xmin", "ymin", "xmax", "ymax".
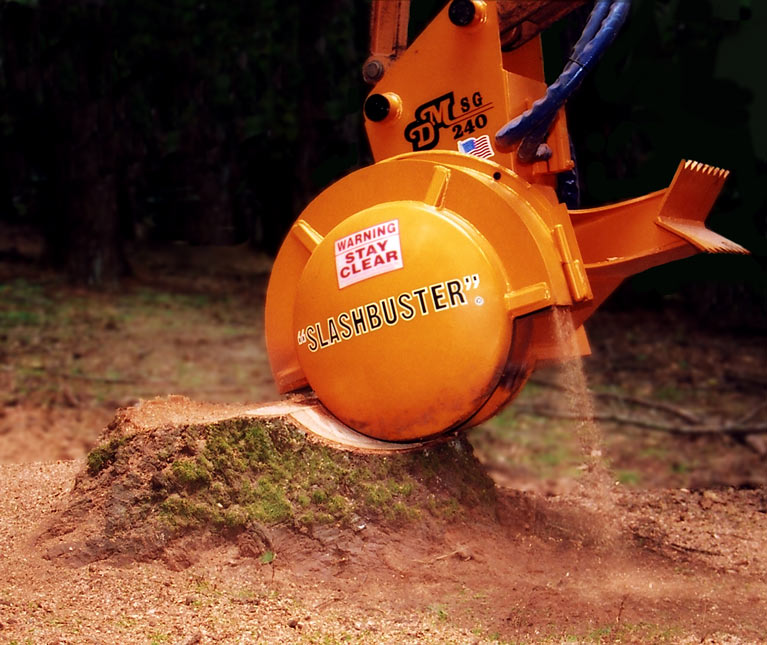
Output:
[
  {"xmin": 362, "ymin": 59, "xmax": 385, "ymax": 84},
  {"xmin": 449, "ymin": 0, "xmax": 476, "ymax": 26},
  {"xmin": 364, "ymin": 94, "xmax": 391, "ymax": 122}
]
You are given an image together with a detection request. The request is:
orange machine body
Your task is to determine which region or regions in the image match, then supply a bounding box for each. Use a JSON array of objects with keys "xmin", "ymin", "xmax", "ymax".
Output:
[{"xmin": 265, "ymin": 1, "xmax": 747, "ymax": 442}]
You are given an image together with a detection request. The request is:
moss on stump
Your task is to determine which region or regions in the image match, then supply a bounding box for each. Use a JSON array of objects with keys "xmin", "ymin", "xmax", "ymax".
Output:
[{"xmin": 42, "ymin": 406, "xmax": 497, "ymax": 566}]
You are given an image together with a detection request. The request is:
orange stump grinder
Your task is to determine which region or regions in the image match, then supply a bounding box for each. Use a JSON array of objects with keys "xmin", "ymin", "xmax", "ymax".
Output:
[{"xmin": 264, "ymin": 0, "xmax": 748, "ymax": 446}]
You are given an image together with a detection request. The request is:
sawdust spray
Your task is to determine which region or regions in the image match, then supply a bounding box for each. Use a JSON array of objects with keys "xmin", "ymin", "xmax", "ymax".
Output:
[{"xmin": 552, "ymin": 308, "xmax": 620, "ymax": 538}]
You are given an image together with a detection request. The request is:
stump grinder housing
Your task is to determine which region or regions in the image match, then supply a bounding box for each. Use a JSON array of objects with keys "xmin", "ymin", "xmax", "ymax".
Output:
[{"xmin": 264, "ymin": 0, "xmax": 748, "ymax": 448}]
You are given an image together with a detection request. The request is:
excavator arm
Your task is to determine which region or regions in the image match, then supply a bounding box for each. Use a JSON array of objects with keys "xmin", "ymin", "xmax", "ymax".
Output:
[{"xmin": 363, "ymin": 0, "xmax": 588, "ymax": 84}]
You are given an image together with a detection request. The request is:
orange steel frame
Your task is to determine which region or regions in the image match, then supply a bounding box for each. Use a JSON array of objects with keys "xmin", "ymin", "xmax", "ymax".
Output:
[{"xmin": 263, "ymin": 0, "xmax": 747, "ymax": 442}]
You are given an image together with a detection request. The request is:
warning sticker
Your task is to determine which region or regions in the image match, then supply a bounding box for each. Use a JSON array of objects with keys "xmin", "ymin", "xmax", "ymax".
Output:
[{"xmin": 334, "ymin": 219, "xmax": 404, "ymax": 289}]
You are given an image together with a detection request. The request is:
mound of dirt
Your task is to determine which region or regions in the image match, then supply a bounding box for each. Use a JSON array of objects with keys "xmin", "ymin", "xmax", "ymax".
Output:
[
  {"xmin": 26, "ymin": 396, "xmax": 767, "ymax": 643},
  {"xmin": 39, "ymin": 396, "xmax": 499, "ymax": 569}
]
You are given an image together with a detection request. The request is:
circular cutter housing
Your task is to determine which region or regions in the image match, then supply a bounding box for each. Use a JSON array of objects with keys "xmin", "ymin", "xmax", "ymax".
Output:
[
  {"xmin": 294, "ymin": 201, "xmax": 512, "ymax": 441},
  {"xmin": 265, "ymin": 152, "xmax": 581, "ymax": 443}
]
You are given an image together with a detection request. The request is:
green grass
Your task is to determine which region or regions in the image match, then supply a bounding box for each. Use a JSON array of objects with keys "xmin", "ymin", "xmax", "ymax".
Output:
[
  {"xmin": 460, "ymin": 620, "xmax": 688, "ymax": 644},
  {"xmin": 1, "ymin": 276, "xmax": 257, "ymax": 405},
  {"xmin": 477, "ymin": 408, "xmax": 587, "ymax": 481},
  {"xmin": 654, "ymin": 385, "xmax": 685, "ymax": 402},
  {"xmin": 430, "ymin": 604, "xmax": 449, "ymax": 622},
  {"xmin": 671, "ymin": 461, "xmax": 692, "ymax": 474},
  {"xmin": 615, "ymin": 469, "xmax": 642, "ymax": 486},
  {"xmin": 0, "ymin": 309, "xmax": 42, "ymax": 326},
  {"xmin": 560, "ymin": 621, "xmax": 684, "ymax": 644}
]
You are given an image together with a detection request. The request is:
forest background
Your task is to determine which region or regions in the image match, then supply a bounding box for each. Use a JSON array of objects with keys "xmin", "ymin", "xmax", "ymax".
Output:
[{"xmin": 0, "ymin": 0, "xmax": 764, "ymax": 327}]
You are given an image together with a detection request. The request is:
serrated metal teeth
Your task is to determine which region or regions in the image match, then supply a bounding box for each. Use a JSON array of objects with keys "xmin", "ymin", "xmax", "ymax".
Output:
[{"xmin": 683, "ymin": 159, "xmax": 729, "ymax": 179}]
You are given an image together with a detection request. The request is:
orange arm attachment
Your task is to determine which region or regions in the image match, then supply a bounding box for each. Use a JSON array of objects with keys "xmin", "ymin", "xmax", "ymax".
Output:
[
  {"xmin": 364, "ymin": 0, "xmax": 588, "ymax": 84},
  {"xmin": 363, "ymin": 0, "xmax": 411, "ymax": 84}
]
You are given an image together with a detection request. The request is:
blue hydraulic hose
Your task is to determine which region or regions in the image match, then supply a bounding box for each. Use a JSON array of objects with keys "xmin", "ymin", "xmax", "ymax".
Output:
[
  {"xmin": 570, "ymin": 0, "xmax": 612, "ymax": 61},
  {"xmin": 496, "ymin": 0, "xmax": 632, "ymax": 163}
]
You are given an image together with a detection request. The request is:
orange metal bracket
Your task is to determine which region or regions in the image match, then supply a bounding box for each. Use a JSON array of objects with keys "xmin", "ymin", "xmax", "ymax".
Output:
[{"xmin": 363, "ymin": 0, "xmax": 411, "ymax": 84}]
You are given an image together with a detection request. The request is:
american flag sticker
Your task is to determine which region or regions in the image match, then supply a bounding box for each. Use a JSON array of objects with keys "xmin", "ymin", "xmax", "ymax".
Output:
[{"xmin": 457, "ymin": 134, "xmax": 494, "ymax": 159}]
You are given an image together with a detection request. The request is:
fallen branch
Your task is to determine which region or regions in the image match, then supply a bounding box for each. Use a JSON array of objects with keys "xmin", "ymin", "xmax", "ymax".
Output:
[
  {"xmin": 668, "ymin": 542, "xmax": 723, "ymax": 557},
  {"xmin": 725, "ymin": 368, "xmax": 767, "ymax": 389},
  {"xmin": 513, "ymin": 404, "xmax": 767, "ymax": 436},
  {"xmin": 416, "ymin": 546, "xmax": 474, "ymax": 565},
  {"xmin": 738, "ymin": 401, "xmax": 767, "ymax": 425},
  {"xmin": 528, "ymin": 377, "xmax": 702, "ymax": 424}
]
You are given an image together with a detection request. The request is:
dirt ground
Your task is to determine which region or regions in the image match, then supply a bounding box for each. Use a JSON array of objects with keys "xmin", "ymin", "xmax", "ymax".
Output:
[{"xmin": 1, "ymin": 247, "xmax": 766, "ymax": 644}]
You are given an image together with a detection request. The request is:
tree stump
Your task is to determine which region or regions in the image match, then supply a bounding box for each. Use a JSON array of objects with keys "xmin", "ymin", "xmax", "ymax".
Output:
[{"xmin": 39, "ymin": 395, "xmax": 498, "ymax": 568}]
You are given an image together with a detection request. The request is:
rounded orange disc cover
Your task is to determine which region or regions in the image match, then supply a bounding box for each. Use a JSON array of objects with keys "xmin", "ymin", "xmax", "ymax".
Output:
[{"xmin": 293, "ymin": 200, "xmax": 512, "ymax": 441}]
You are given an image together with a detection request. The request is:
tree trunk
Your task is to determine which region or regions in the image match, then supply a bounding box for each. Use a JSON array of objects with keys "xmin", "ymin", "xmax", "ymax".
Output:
[{"xmin": 38, "ymin": 0, "xmax": 129, "ymax": 285}]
